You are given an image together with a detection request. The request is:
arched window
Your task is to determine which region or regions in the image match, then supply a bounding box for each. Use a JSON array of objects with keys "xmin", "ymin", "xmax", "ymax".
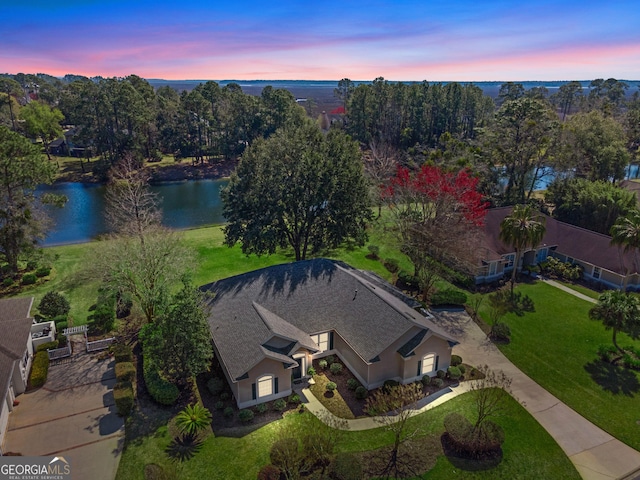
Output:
[
  {"xmin": 421, "ymin": 353, "xmax": 437, "ymax": 375},
  {"xmin": 257, "ymin": 374, "xmax": 274, "ymax": 398}
]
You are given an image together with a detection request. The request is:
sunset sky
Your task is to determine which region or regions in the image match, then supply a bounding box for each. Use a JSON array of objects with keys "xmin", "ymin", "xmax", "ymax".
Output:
[{"xmin": 2, "ymin": 0, "xmax": 639, "ymax": 81}]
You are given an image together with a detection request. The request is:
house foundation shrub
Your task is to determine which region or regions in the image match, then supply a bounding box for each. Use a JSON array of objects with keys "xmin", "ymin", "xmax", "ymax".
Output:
[
  {"xmin": 330, "ymin": 362, "xmax": 343, "ymax": 375},
  {"xmin": 289, "ymin": 394, "xmax": 301, "ymax": 404},
  {"xmin": 223, "ymin": 407, "xmax": 234, "ymax": 418},
  {"xmin": 220, "ymin": 392, "xmax": 230, "ymax": 401},
  {"xmin": 318, "ymin": 359, "xmax": 328, "ymax": 370},
  {"xmin": 115, "ymin": 362, "xmax": 136, "ymax": 382},
  {"xmin": 206, "ymin": 377, "xmax": 225, "ymax": 396},
  {"xmin": 447, "ymin": 366, "xmax": 462, "ymax": 380},
  {"xmin": 238, "ymin": 409, "xmax": 254, "ymax": 422},
  {"xmin": 421, "ymin": 375, "xmax": 431, "ymax": 386},
  {"xmin": 255, "ymin": 402, "xmax": 268, "ymax": 413},
  {"xmin": 214, "ymin": 401, "xmax": 224, "ymax": 410},
  {"xmin": 432, "ymin": 377, "xmax": 444, "ymax": 388},
  {"xmin": 35, "ymin": 341, "xmax": 59, "ymax": 353},
  {"xmin": 273, "ymin": 398, "xmax": 287, "ymax": 411},
  {"xmin": 307, "ymin": 366, "xmax": 316, "ymax": 376},
  {"xmin": 346, "ymin": 378, "xmax": 359, "ymax": 390},
  {"xmin": 450, "ymin": 354, "xmax": 462, "ymax": 366},
  {"xmin": 114, "ymin": 381, "xmax": 134, "ymax": 416},
  {"xmin": 355, "ymin": 386, "xmax": 368, "ymax": 399},
  {"xmin": 436, "ymin": 370, "xmax": 446, "ymax": 379},
  {"xmin": 29, "ymin": 351, "xmax": 49, "ymax": 388}
]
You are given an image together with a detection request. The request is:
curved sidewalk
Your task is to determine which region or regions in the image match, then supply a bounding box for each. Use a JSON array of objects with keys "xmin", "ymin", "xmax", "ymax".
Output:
[{"xmin": 299, "ymin": 309, "xmax": 640, "ymax": 480}]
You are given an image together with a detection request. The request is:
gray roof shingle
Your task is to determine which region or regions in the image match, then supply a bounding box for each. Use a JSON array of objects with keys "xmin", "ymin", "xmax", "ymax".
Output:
[{"xmin": 202, "ymin": 259, "xmax": 456, "ymax": 382}]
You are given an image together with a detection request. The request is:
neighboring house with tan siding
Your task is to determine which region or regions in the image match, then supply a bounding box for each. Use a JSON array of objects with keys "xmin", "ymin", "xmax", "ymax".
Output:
[
  {"xmin": 0, "ymin": 297, "xmax": 35, "ymax": 455},
  {"xmin": 477, "ymin": 207, "xmax": 639, "ymax": 289},
  {"xmin": 202, "ymin": 259, "xmax": 458, "ymax": 409}
]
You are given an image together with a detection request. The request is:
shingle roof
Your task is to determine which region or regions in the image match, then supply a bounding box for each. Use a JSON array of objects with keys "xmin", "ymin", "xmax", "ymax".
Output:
[
  {"xmin": 0, "ymin": 297, "xmax": 34, "ymax": 402},
  {"xmin": 481, "ymin": 207, "xmax": 636, "ymax": 275},
  {"xmin": 202, "ymin": 259, "xmax": 456, "ymax": 382}
]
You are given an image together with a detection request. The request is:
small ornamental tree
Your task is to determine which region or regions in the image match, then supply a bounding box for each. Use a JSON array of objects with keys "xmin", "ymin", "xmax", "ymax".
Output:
[
  {"xmin": 38, "ymin": 291, "xmax": 70, "ymax": 319},
  {"xmin": 174, "ymin": 403, "xmax": 212, "ymax": 438},
  {"xmin": 382, "ymin": 165, "xmax": 487, "ymax": 300},
  {"xmin": 589, "ymin": 290, "xmax": 640, "ymax": 355}
]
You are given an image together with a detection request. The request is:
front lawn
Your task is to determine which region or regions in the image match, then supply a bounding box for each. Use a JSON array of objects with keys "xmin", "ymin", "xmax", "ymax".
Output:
[
  {"xmin": 115, "ymin": 391, "xmax": 580, "ymax": 480},
  {"xmin": 477, "ymin": 281, "xmax": 640, "ymax": 450}
]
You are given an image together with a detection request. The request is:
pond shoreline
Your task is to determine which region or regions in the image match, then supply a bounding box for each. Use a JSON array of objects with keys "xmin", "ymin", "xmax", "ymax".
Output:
[{"xmin": 55, "ymin": 158, "xmax": 237, "ymax": 185}]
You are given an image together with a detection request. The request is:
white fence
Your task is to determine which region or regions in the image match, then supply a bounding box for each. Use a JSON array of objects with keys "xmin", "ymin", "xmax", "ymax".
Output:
[
  {"xmin": 86, "ymin": 337, "xmax": 115, "ymax": 352},
  {"xmin": 48, "ymin": 344, "xmax": 72, "ymax": 360}
]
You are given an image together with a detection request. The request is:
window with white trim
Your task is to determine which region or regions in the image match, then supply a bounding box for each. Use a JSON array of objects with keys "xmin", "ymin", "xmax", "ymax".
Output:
[
  {"xmin": 505, "ymin": 254, "xmax": 515, "ymax": 268},
  {"xmin": 311, "ymin": 332, "xmax": 329, "ymax": 352},
  {"xmin": 421, "ymin": 353, "xmax": 436, "ymax": 374},
  {"xmin": 593, "ymin": 267, "xmax": 601, "ymax": 279},
  {"xmin": 257, "ymin": 375, "xmax": 273, "ymax": 398}
]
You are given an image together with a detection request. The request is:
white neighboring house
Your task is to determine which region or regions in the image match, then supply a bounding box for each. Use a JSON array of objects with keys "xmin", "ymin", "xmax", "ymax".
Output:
[{"xmin": 0, "ymin": 297, "xmax": 38, "ymax": 455}]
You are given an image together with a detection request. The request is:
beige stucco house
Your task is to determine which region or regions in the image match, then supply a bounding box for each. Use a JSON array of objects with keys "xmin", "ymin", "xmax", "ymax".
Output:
[
  {"xmin": 477, "ymin": 207, "xmax": 640, "ymax": 289},
  {"xmin": 202, "ymin": 259, "xmax": 458, "ymax": 409}
]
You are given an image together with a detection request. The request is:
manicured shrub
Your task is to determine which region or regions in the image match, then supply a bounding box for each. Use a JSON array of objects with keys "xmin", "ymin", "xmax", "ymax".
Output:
[
  {"xmin": 288, "ymin": 394, "xmax": 301, "ymax": 404},
  {"xmin": 447, "ymin": 366, "xmax": 462, "ymax": 380},
  {"xmin": 430, "ymin": 288, "xmax": 468, "ymax": 306},
  {"xmin": 355, "ymin": 386, "xmax": 368, "ymax": 399},
  {"xmin": 207, "ymin": 377, "xmax": 225, "ymax": 396},
  {"xmin": 29, "ymin": 351, "xmax": 49, "ymax": 388},
  {"xmin": 325, "ymin": 355, "xmax": 335, "ymax": 365},
  {"xmin": 396, "ymin": 270, "xmax": 418, "ymax": 289},
  {"xmin": 273, "ymin": 399, "xmax": 287, "ymax": 411},
  {"xmin": 35, "ymin": 266, "xmax": 51, "ymax": 278},
  {"xmin": 223, "ymin": 406, "xmax": 234, "ymax": 418},
  {"xmin": 306, "ymin": 366, "xmax": 316, "ymax": 376},
  {"xmin": 21, "ymin": 273, "xmax": 37, "ymax": 285},
  {"xmin": 458, "ymin": 364, "xmax": 466, "ymax": 375},
  {"xmin": 367, "ymin": 245, "xmax": 380, "ymax": 259},
  {"xmin": 432, "ymin": 377, "xmax": 444, "ymax": 388},
  {"xmin": 26, "ymin": 260, "xmax": 38, "ymax": 270},
  {"xmin": 318, "ymin": 359, "xmax": 328, "ymax": 370},
  {"xmin": 2, "ymin": 277, "xmax": 14, "ymax": 287},
  {"xmin": 255, "ymin": 402, "xmax": 268, "ymax": 413},
  {"xmin": 436, "ymin": 370, "xmax": 446, "ymax": 379},
  {"xmin": 383, "ymin": 379, "xmax": 400, "ymax": 391},
  {"xmin": 114, "ymin": 381, "xmax": 134, "ymax": 416},
  {"xmin": 115, "ymin": 362, "xmax": 136, "ymax": 382},
  {"xmin": 142, "ymin": 354, "xmax": 179, "ymax": 405},
  {"xmin": 444, "ymin": 412, "xmax": 505, "ymax": 456},
  {"xmin": 257, "ymin": 464, "xmax": 281, "ymax": 480},
  {"xmin": 491, "ymin": 321, "xmax": 511, "ymax": 342},
  {"xmin": 55, "ymin": 321, "xmax": 67, "ymax": 331},
  {"xmin": 35, "ymin": 340, "xmax": 59, "ymax": 353},
  {"xmin": 347, "ymin": 378, "xmax": 360, "ymax": 391},
  {"xmin": 91, "ymin": 299, "xmax": 116, "ymax": 333},
  {"xmin": 330, "ymin": 452, "xmax": 363, "ymax": 480},
  {"xmin": 384, "ymin": 258, "xmax": 399, "ymax": 273},
  {"xmin": 112, "ymin": 343, "xmax": 133, "ymax": 363},
  {"xmin": 421, "ymin": 375, "xmax": 431, "ymax": 386},
  {"xmin": 238, "ymin": 409, "xmax": 254, "ymax": 422},
  {"xmin": 450, "ymin": 354, "xmax": 462, "ymax": 366},
  {"xmin": 220, "ymin": 392, "xmax": 230, "ymax": 401},
  {"xmin": 330, "ymin": 362, "xmax": 343, "ymax": 375},
  {"xmin": 214, "ymin": 401, "xmax": 224, "ymax": 410},
  {"xmin": 325, "ymin": 381, "xmax": 337, "ymax": 392}
]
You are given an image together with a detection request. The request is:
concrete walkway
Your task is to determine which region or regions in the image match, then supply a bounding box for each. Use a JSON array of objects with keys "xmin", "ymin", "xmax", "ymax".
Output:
[
  {"xmin": 298, "ymin": 308, "xmax": 640, "ymax": 480},
  {"xmin": 540, "ymin": 278, "xmax": 598, "ymax": 304},
  {"xmin": 5, "ymin": 346, "xmax": 124, "ymax": 480}
]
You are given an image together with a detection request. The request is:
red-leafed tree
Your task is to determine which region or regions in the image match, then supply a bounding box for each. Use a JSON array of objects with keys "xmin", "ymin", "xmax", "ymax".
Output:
[{"xmin": 383, "ymin": 164, "xmax": 488, "ymax": 300}]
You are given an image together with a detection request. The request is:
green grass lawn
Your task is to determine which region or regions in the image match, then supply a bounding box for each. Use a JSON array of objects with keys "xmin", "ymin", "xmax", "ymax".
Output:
[
  {"xmin": 115, "ymin": 392, "xmax": 579, "ymax": 480},
  {"xmin": 477, "ymin": 281, "xmax": 640, "ymax": 451},
  {"xmin": 553, "ymin": 279, "xmax": 601, "ymax": 299}
]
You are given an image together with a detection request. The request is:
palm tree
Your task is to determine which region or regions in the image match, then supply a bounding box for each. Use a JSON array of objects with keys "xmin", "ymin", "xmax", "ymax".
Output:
[
  {"xmin": 174, "ymin": 404, "xmax": 212, "ymax": 439},
  {"xmin": 589, "ymin": 290, "xmax": 640, "ymax": 355},
  {"xmin": 499, "ymin": 205, "xmax": 546, "ymax": 296},
  {"xmin": 610, "ymin": 210, "xmax": 640, "ymax": 290}
]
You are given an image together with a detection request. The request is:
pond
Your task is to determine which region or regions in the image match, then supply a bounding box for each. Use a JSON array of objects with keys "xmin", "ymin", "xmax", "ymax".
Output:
[{"xmin": 39, "ymin": 179, "xmax": 229, "ymax": 246}]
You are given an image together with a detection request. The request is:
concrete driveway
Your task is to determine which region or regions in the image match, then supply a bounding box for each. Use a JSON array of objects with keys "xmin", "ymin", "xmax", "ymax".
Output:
[{"xmin": 5, "ymin": 347, "xmax": 124, "ymax": 480}]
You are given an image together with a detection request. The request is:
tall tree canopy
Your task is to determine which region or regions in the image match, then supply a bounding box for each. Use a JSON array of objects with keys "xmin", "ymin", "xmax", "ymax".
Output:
[
  {"xmin": 0, "ymin": 127, "xmax": 59, "ymax": 272},
  {"xmin": 19, "ymin": 101, "xmax": 64, "ymax": 162},
  {"xmin": 546, "ymin": 178, "xmax": 637, "ymax": 235},
  {"xmin": 589, "ymin": 290, "xmax": 640, "ymax": 354},
  {"xmin": 222, "ymin": 120, "xmax": 371, "ymax": 261}
]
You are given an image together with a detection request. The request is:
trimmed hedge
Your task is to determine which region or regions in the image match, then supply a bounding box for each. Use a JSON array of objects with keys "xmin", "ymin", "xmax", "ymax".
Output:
[
  {"xmin": 447, "ymin": 366, "xmax": 462, "ymax": 380},
  {"xmin": 112, "ymin": 343, "xmax": 133, "ymax": 363},
  {"xmin": 329, "ymin": 362, "xmax": 343, "ymax": 375},
  {"xmin": 238, "ymin": 409, "xmax": 254, "ymax": 422},
  {"xmin": 346, "ymin": 378, "xmax": 360, "ymax": 391},
  {"xmin": 29, "ymin": 351, "xmax": 49, "ymax": 388},
  {"xmin": 114, "ymin": 381, "xmax": 134, "ymax": 416},
  {"xmin": 143, "ymin": 355, "xmax": 179, "ymax": 406},
  {"xmin": 21, "ymin": 273, "xmax": 37, "ymax": 285},
  {"xmin": 35, "ymin": 340, "xmax": 59, "ymax": 353},
  {"xmin": 115, "ymin": 362, "xmax": 136, "ymax": 383},
  {"xmin": 450, "ymin": 354, "xmax": 462, "ymax": 366},
  {"xmin": 431, "ymin": 288, "xmax": 468, "ymax": 306}
]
